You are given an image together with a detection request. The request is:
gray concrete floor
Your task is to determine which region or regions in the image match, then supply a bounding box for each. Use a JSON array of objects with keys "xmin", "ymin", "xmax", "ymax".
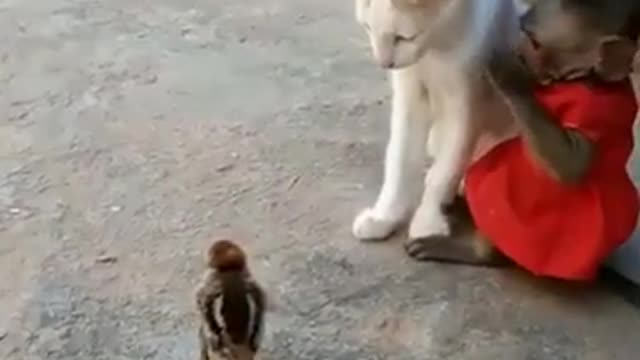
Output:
[{"xmin": 1, "ymin": 1, "xmax": 639, "ymax": 359}]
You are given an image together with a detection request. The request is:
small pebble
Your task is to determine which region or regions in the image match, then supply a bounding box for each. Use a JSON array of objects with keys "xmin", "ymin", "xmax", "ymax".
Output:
[
  {"xmin": 110, "ymin": 205, "xmax": 122, "ymax": 213},
  {"xmin": 143, "ymin": 74, "xmax": 158, "ymax": 84},
  {"xmin": 96, "ymin": 255, "xmax": 118, "ymax": 264},
  {"xmin": 216, "ymin": 164, "xmax": 234, "ymax": 172}
]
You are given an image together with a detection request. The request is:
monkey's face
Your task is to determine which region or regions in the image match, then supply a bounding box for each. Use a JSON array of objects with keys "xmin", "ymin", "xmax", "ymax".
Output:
[
  {"xmin": 355, "ymin": 0, "xmax": 452, "ymax": 69},
  {"xmin": 519, "ymin": 1, "xmax": 604, "ymax": 81}
]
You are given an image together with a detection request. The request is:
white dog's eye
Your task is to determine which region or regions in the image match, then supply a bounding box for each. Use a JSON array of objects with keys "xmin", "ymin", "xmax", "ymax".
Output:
[{"xmin": 393, "ymin": 34, "xmax": 416, "ymax": 44}]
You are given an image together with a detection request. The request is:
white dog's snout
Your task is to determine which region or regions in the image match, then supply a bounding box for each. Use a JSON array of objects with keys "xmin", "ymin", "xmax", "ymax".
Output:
[{"xmin": 372, "ymin": 37, "xmax": 396, "ymax": 69}]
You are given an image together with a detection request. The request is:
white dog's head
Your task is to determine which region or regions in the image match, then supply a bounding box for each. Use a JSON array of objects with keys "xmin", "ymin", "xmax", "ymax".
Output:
[{"xmin": 355, "ymin": 0, "xmax": 457, "ymax": 69}]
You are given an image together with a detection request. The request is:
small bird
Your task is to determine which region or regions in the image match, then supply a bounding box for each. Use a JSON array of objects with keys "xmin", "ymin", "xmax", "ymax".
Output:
[{"xmin": 195, "ymin": 240, "xmax": 266, "ymax": 360}]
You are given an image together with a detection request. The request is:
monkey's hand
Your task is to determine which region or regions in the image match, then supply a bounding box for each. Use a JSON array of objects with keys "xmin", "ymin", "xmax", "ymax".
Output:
[
  {"xmin": 487, "ymin": 50, "xmax": 535, "ymax": 96},
  {"xmin": 493, "ymin": 88, "xmax": 595, "ymax": 184},
  {"xmin": 485, "ymin": 50, "xmax": 595, "ymax": 184}
]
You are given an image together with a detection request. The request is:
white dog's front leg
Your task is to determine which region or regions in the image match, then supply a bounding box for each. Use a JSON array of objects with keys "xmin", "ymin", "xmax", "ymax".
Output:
[
  {"xmin": 353, "ymin": 69, "xmax": 429, "ymax": 241},
  {"xmin": 408, "ymin": 98, "xmax": 476, "ymax": 241}
]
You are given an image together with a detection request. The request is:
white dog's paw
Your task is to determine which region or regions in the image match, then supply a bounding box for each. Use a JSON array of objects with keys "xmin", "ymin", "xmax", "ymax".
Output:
[
  {"xmin": 408, "ymin": 206, "xmax": 451, "ymax": 240},
  {"xmin": 352, "ymin": 208, "xmax": 401, "ymax": 241}
]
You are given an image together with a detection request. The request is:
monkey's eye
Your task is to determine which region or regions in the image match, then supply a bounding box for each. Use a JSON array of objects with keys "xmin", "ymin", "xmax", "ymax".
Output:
[{"xmin": 523, "ymin": 29, "xmax": 541, "ymax": 50}]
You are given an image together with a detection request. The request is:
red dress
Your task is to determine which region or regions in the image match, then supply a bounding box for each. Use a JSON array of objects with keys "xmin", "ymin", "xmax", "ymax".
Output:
[{"xmin": 465, "ymin": 80, "xmax": 639, "ymax": 281}]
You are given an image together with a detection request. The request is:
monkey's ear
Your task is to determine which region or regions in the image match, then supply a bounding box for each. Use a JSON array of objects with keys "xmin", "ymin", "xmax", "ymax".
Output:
[{"xmin": 595, "ymin": 35, "xmax": 637, "ymax": 82}]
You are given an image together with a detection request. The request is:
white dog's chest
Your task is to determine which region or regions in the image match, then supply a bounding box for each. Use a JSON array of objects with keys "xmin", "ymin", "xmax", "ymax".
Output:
[{"xmin": 412, "ymin": 53, "xmax": 518, "ymax": 162}]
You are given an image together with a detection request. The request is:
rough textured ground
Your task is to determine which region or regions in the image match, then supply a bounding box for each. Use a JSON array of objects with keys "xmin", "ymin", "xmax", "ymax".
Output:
[{"xmin": 1, "ymin": 1, "xmax": 640, "ymax": 359}]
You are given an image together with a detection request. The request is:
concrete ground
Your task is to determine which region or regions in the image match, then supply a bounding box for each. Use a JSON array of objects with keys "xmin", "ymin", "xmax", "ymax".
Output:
[{"xmin": 1, "ymin": 1, "xmax": 639, "ymax": 359}]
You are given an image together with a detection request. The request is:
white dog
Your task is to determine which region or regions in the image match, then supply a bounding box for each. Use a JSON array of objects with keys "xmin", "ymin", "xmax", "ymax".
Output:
[{"xmin": 353, "ymin": 0, "xmax": 525, "ymax": 255}]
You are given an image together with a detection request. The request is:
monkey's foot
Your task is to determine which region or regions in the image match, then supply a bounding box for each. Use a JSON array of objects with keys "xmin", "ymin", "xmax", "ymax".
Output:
[
  {"xmin": 405, "ymin": 234, "xmax": 476, "ymax": 264},
  {"xmin": 404, "ymin": 235, "xmax": 511, "ymax": 267},
  {"xmin": 352, "ymin": 208, "xmax": 402, "ymax": 241}
]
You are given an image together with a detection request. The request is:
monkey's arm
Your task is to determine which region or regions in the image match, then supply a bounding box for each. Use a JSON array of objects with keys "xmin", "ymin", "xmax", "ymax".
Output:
[
  {"xmin": 487, "ymin": 54, "xmax": 595, "ymax": 184},
  {"xmin": 502, "ymin": 93, "xmax": 594, "ymax": 183}
]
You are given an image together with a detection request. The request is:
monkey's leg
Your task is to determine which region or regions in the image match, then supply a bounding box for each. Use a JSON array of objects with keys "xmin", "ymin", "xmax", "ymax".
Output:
[
  {"xmin": 405, "ymin": 196, "xmax": 512, "ymax": 267},
  {"xmin": 405, "ymin": 233, "xmax": 511, "ymax": 267},
  {"xmin": 352, "ymin": 68, "xmax": 430, "ymax": 241}
]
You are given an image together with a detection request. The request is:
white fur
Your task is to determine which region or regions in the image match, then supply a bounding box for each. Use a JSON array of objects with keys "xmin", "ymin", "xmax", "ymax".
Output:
[{"xmin": 353, "ymin": 0, "xmax": 521, "ymax": 241}]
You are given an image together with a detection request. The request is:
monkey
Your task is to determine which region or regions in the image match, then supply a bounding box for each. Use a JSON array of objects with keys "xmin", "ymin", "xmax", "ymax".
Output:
[
  {"xmin": 408, "ymin": 0, "xmax": 640, "ymax": 281},
  {"xmin": 195, "ymin": 240, "xmax": 266, "ymax": 360}
]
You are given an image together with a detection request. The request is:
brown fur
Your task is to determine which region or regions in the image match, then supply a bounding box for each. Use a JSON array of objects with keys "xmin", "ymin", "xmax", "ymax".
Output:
[
  {"xmin": 196, "ymin": 240, "xmax": 266, "ymax": 360},
  {"xmin": 208, "ymin": 239, "xmax": 247, "ymax": 272}
]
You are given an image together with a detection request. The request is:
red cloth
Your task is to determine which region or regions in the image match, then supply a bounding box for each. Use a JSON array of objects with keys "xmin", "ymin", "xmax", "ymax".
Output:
[{"xmin": 465, "ymin": 80, "xmax": 639, "ymax": 281}]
